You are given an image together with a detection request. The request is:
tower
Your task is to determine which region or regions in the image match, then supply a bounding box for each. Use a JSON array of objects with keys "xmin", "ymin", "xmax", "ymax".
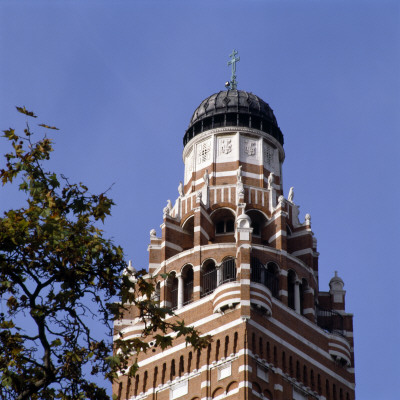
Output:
[{"xmin": 114, "ymin": 74, "xmax": 355, "ymax": 400}]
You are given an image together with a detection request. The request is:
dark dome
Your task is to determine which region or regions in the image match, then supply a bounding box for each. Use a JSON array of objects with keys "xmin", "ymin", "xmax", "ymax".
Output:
[{"xmin": 183, "ymin": 90, "xmax": 284, "ymax": 146}]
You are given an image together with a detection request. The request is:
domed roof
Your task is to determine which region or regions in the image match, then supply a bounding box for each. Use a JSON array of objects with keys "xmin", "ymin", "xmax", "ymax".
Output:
[{"xmin": 183, "ymin": 90, "xmax": 284, "ymax": 147}]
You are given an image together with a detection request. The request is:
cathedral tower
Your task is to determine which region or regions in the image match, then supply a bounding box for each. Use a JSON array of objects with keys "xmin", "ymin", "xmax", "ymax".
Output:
[{"xmin": 114, "ymin": 69, "xmax": 355, "ymax": 400}]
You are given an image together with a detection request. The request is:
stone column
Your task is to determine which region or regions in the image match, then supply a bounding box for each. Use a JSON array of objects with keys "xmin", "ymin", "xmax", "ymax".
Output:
[
  {"xmin": 177, "ymin": 275, "xmax": 184, "ymax": 309},
  {"xmin": 294, "ymin": 280, "xmax": 301, "ymax": 314}
]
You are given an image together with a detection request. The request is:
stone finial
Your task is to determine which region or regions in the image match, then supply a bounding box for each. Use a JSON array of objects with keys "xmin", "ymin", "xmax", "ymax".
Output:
[
  {"xmin": 178, "ymin": 181, "xmax": 184, "ymax": 197},
  {"xmin": 288, "ymin": 187, "xmax": 294, "ymax": 202},
  {"xmin": 236, "ymin": 213, "xmax": 251, "ymax": 229},
  {"xmin": 203, "ymin": 169, "xmax": 209, "ymax": 186},
  {"xmin": 237, "ymin": 165, "xmax": 242, "ymax": 182},
  {"xmin": 329, "ymin": 271, "xmax": 344, "ymax": 291},
  {"xmin": 268, "ymin": 172, "xmax": 275, "ymax": 189},
  {"xmin": 123, "ymin": 260, "xmax": 136, "ymax": 278},
  {"xmin": 150, "ymin": 229, "xmax": 157, "ymax": 238},
  {"xmin": 305, "ymin": 213, "xmax": 311, "ymax": 225},
  {"xmin": 163, "ymin": 200, "xmax": 172, "ymax": 217},
  {"xmin": 196, "ymin": 191, "xmax": 202, "ymax": 203},
  {"xmin": 278, "ymin": 195, "xmax": 286, "ymax": 208}
]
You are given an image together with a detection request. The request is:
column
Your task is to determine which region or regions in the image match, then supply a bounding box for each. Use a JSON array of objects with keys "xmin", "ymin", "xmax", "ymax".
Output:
[
  {"xmin": 178, "ymin": 275, "xmax": 184, "ymax": 309},
  {"xmin": 294, "ymin": 280, "xmax": 301, "ymax": 314}
]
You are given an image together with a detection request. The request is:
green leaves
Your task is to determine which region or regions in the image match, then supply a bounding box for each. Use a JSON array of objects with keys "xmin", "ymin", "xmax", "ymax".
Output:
[
  {"xmin": 16, "ymin": 106, "xmax": 37, "ymax": 118},
  {"xmin": 0, "ymin": 108, "xmax": 211, "ymax": 400},
  {"xmin": 38, "ymin": 123, "xmax": 59, "ymax": 130}
]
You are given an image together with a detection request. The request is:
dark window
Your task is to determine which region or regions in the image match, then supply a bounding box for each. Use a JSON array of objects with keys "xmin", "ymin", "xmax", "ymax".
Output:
[
  {"xmin": 252, "ymin": 222, "xmax": 260, "ymax": 236},
  {"xmin": 226, "ymin": 219, "xmax": 234, "ymax": 232},
  {"xmin": 216, "ymin": 220, "xmax": 225, "ymax": 234},
  {"xmin": 216, "ymin": 219, "xmax": 234, "ymax": 234},
  {"xmin": 220, "ymin": 258, "xmax": 236, "ymax": 284}
]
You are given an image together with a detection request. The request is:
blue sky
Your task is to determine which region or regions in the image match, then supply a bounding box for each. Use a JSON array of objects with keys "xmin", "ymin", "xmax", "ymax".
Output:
[{"xmin": 1, "ymin": 1, "xmax": 399, "ymax": 398}]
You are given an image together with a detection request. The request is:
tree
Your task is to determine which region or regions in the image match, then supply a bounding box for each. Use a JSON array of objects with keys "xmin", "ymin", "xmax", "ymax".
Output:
[{"xmin": 0, "ymin": 108, "xmax": 209, "ymax": 400}]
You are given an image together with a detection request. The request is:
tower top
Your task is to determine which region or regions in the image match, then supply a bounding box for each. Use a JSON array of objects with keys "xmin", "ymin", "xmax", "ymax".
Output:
[
  {"xmin": 226, "ymin": 49, "xmax": 240, "ymax": 90},
  {"xmin": 183, "ymin": 90, "xmax": 284, "ymax": 147}
]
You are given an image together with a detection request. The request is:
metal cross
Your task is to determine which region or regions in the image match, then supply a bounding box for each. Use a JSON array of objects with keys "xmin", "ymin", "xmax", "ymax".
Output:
[{"xmin": 227, "ymin": 49, "xmax": 240, "ymax": 90}]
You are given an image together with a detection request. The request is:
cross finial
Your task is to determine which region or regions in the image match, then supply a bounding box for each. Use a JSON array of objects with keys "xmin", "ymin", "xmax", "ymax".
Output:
[{"xmin": 227, "ymin": 49, "xmax": 240, "ymax": 90}]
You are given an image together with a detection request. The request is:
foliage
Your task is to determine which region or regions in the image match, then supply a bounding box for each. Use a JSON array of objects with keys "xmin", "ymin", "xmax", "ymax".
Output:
[{"xmin": 0, "ymin": 108, "xmax": 210, "ymax": 400}]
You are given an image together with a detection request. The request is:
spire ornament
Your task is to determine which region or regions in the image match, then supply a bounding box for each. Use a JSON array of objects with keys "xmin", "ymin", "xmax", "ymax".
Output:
[{"xmin": 226, "ymin": 49, "xmax": 240, "ymax": 90}]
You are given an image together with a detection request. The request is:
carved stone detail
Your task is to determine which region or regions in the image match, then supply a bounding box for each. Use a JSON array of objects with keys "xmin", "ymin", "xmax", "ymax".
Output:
[
  {"xmin": 219, "ymin": 138, "xmax": 232, "ymax": 154},
  {"xmin": 197, "ymin": 140, "xmax": 211, "ymax": 165},
  {"xmin": 244, "ymin": 140, "xmax": 257, "ymax": 156}
]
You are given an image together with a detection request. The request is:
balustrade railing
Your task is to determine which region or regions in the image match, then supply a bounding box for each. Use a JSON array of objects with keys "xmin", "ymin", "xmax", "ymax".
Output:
[
  {"xmin": 250, "ymin": 256, "xmax": 279, "ymax": 298},
  {"xmin": 201, "ymin": 268, "xmax": 218, "ymax": 297},
  {"xmin": 219, "ymin": 258, "xmax": 236, "ymax": 285},
  {"xmin": 171, "ymin": 287, "xmax": 178, "ymax": 310},
  {"xmin": 183, "ymin": 281, "xmax": 193, "ymax": 305},
  {"xmin": 316, "ymin": 305, "xmax": 344, "ymax": 336}
]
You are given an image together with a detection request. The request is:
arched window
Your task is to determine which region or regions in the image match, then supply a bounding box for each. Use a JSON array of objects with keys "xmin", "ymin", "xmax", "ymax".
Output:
[
  {"xmin": 246, "ymin": 209, "xmax": 268, "ymax": 238},
  {"xmin": 296, "ymin": 361, "xmax": 300, "ymax": 380},
  {"xmin": 168, "ymin": 272, "xmax": 178, "ymax": 310},
  {"xmin": 259, "ymin": 337, "xmax": 263, "ymax": 358},
  {"xmin": 201, "ymin": 259, "xmax": 217, "ymax": 297},
  {"xmin": 182, "ymin": 265, "xmax": 194, "ymax": 305},
  {"xmin": 287, "ymin": 270, "xmax": 296, "ymax": 310},
  {"xmin": 211, "ymin": 208, "xmax": 235, "ymax": 235},
  {"xmin": 233, "ymin": 332, "xmax": 238, "ymax": 354},
  {"xmin": 266, "ymin": 262, "xmax": 279, "ymax": 298},
  {"xmin": 250, "ymin": 257, "xmax": 279, "ymax": 298},
  {"xmin": 181, "ymin": 215, "xmax": 194, "ymax": 250},
  {"xmin": 326, "ymin": 379, "xmax": 330, "ymax": 400},
  {"xmin": 282, "ymin": 351, "xmax": 286, "ymax": 372},
  {"xmin": 170, "ymin": 359, "xmax": 176, "ymax": 381},
  {"xmin": 303, "ymin": 365, "xmax": 308, "ymax": 385},
  {"xmin": 179, "ymin": 355, "xmax": 184, "ymax": 377},
  {"xmin": 153, "ymin": 366, "xmax": 158, "ymax": 387},
  {"xmin": 267, "ymin": 342, "xmax": 271, "ymax": 362},
  {"xmin": 250, "ymin": 256, "xmax": 263, "ymax": 283},
  {"xmin": 162, "ymin": 363, "xmax": 166, "ymax": 384},
  {"xmin": 273, "ymin": 345, "xmax": 278, "ymax": 365},
  {"xmin": 310, "ymin": 369, "xmax": 315, "ymax": 390},
  {"xmin": 220, "ymin": 257, "xmax": 236, "ymax": 284},
  {"xmin": 196, "ymin": 349, "xmax": 201, "ymax": 370},
  {"xmin": 215, "ymin": 339, "xmax": 220, "ymax": 361},
  {"xmin": 188, "ymin": 352, "xmax": 192, "ymax": 373},
  {"xmin": 224, "ymin": 335, "xmax": 229, "ymax": 358},
  {"xmin": 126, "ymin": 377, "xmax": 131, "ymax": 398},
  {"xmin": 154, "ymin": 281, "xmax": 161, "ymax": 305},
  {"xmin": 300, "ymin": 278, "xmax": 308, "ymax": 315},
  {"xmin": 143, "ymin": 371, "xmax": 148, "ymax": 393},
  {"xmin": 134, "ymin": 375, "xmax": 139, "ymax": 396}
]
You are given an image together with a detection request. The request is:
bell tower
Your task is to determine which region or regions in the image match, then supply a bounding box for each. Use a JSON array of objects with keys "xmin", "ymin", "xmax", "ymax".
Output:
[{"xmin": 114, "ymin": 58, "xmax": 356, "ymax": 400}]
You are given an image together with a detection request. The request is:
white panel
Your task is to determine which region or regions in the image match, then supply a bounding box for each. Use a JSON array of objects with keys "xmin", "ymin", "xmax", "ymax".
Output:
[
  {"xmin": 184, "ymin": 147, "xmax": 194, "ymax": 184},
  {"xmin": 263, "ymin": 141, "xmax": 279, "ymax": 176},
  {"xmin": 171, "ymin": 380, "xmax": 188, "ymax": 399},
  {"xmin": 240, "ymin": 231, "xmax": 250, "ymax": 241},
  {"xmin": 240, "ymin": 135, "xmax": 261, "ymax": 164},
  {"xmin": 218, "ymin": 362, "xmax": 232, "ymax": 380},
  {"xmin": 196, "ymin": 138, "xmax": 212, "ymax": 169},
  {"xmin": 216, "ymin": 135, "xmax": 237, "ymax": 163},
  {"xmin": 292, "ymin": 387, "xmax": 308, "ymax": 400},
  {"xmin": 256, "ymin": 365, "xmax": 269, "ymax": 382}
]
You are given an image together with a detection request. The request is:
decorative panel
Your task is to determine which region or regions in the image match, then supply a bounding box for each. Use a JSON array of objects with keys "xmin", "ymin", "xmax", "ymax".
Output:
[
  {"xmin": 263, "ymin": 141, "xmax": 280, "ymax": 176},
  {"xmin": 240, "ymin": 136, "xmax": 260, "ymax": 164},
  {"xmin": 184, "ymin": 147, "xmax": 194, "ymax": 184},
  {"xmin": 216, "ymin": 135, "xmax": 236, "ymax": 163},
  {"xmin": 196, "ymin": 139, "xmax": 212, "ymax": 167}
]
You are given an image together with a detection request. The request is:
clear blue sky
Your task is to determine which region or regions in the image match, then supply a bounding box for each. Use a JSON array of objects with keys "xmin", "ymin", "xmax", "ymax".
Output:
[{"xmin": 1, "ymin": 1, "xmax": 399, "ymax": 398}]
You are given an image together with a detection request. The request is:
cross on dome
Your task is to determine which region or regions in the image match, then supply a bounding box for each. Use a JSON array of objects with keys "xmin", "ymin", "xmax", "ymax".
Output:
[{"xmin": 227, "ymin": 49, "xmax": 240, "ymax": 90}]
